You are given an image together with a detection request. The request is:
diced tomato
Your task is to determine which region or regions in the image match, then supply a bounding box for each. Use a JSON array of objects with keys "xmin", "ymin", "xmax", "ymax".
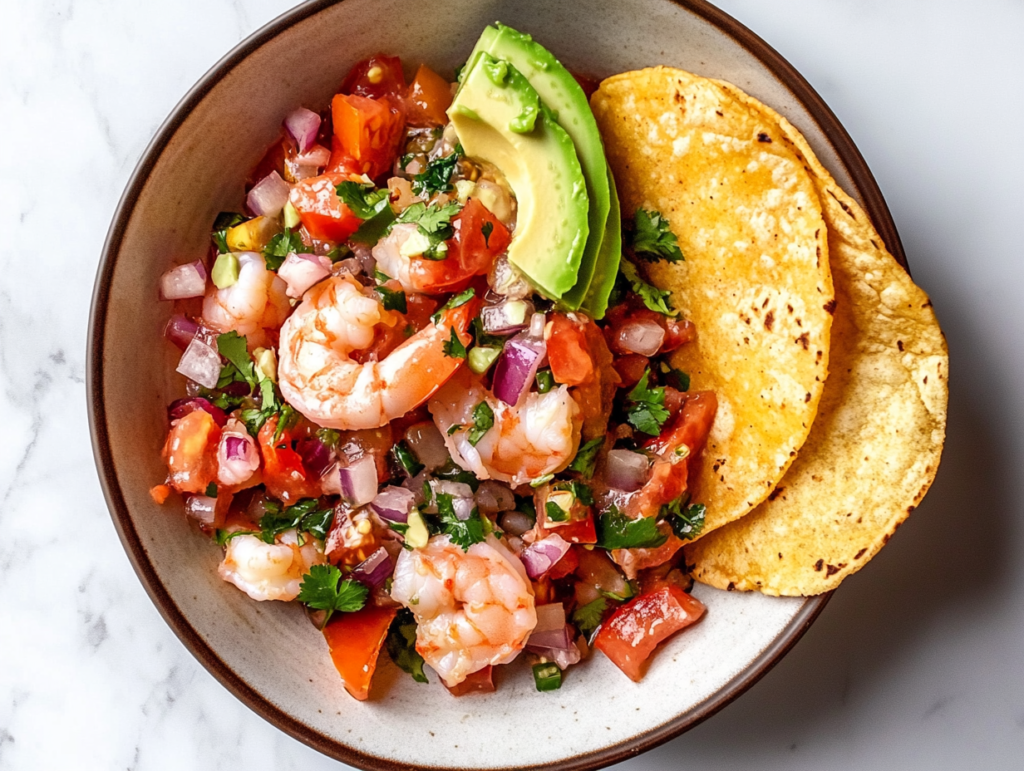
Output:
[
  {"xmin": 646, "ymin": 391, "xmax": 718, "ymax": 458},
  {"xmin": 149, "ymin": 484, "xmax": 171, "ymax": 504},
  {"xmin": 613, "ymin": 353, "xmax": 649, "ymax": 388},
  {"xmin": 663, "ymin": 385, "xmax": 685, "ymax": 419},
  {"xmin": 611, "ymin": 524, "xmax": 684, "ymax": 579},
  {"xmin": 288, "ymin": 172, "xmax": 364, "ymax": 243},
  {"xmin": 545, "ymin": 514, "xmax": 597, "ymax": 545},
  {"xmin": 661, "ymin": 317, "xmax": 696, "ymax": 353},
  {"xmin": 331, "ymin": 93, "xmax": 405, "ymax": 179},
  {"xmin": 162, "ymin": 410, "xmax": 221, "ymax": 493},
  {"xmin": 626, "ymin": 458, "xmax": 688, "ymax": 520},
  {"xmin": 548, "ymin": 545, "xmax": 580, "ymax": 580},
  {"xmin": 341, "ymin": 55, "xmax": 406, "ymax": 99},
  {"xmin": 574, "ymin": 547, "xmax": 632, "ymax": 599},
  {"xmin": 325, "ymin": 506, "xmax": 382, "ymax": 567},
  {"xmin": 257, "ymin": 417, "xmax": 320, "ymax": 504},
  {"xmin": 322, "ymin": 604, "xmax": 397, "ymax": 701},
  {"xmin": 547, "ymin": 313, "xmax": 595, "ymax": 386},
  {"xmin": 573, "ymin": 318, "xmax": 619, "ymax": 440},
  {"xmin": 594, "ymin": 586, "xmax": 705, "ymax": 681},
  {"xmin": 445, "ymin": 665, "xmax": 495, "ymax": 696},
  {"xmin": 405, "ymin": 64, "xmax": 453, "ymax": 127},
  {"xmin": 325, "ymin": 134, "xmax": 364, "ymax": 176}
]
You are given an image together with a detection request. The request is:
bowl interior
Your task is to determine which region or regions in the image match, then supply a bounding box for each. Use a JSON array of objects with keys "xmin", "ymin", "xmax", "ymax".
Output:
[{"xmin": 90, "ymin": 0, "xmax": 884, "ymax": 768}]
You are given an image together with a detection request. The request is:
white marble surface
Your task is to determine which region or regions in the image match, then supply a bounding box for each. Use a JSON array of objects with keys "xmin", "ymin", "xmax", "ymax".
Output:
[{"xmin": 1, "ymin": 0, "xmax": 1022, "ymax": 768}]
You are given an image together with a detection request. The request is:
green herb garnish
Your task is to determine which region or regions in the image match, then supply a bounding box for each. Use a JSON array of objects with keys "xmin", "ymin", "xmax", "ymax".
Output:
[
  {"xmin": 632, "ymin": 208, "xmax": 684, "ymax": 263},
  {"xmin": 411, "ymin": 145, "xmax": 463, "ymax": 198},
  {"xmin": 620, "ymin": 259, "xmax": 677, "ymax": 317},
  {"xmin": 596, "ymin": 505, "xmax": 668, "ymax": 550},
  {"xmin": 297, "ymin": 565, "xmax": 368, "ymax": 627},
  {"xmin": 385, "ymin": 609, "xmax": 429, "ymax": 683},
  {"xmin": 624, "ymin": 369, "xmax": 670, "ymax": 436},
  {"xmin": 467, "ymin": 400, "xmax": 494, "ymax": 446},
  {"xmin": 567, "ymin": 438, "xmax": 603, "ymax": 479},
  {"xmin": 436, "ymin": 493, "xmax": 485, "ymax": 551}
]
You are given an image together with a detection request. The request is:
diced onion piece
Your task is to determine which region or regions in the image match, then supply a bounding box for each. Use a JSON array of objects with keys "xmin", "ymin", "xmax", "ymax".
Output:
[
  {"xmin": 246, "ymin": 171, "xmax": 291, "ymax": 218},
  {"xmin": 527, "ymin": 641, "xmax": 582, "ymax": 670},
  {"xmin": 294, "ymin": 144, "xmax": 331, "ymax": 167},
  {"xmin": 520, "ymin": 534, "xmax": 571, "ymax": 579},
  {"xmin": 296, "ymin": 436, "xmax": 334, "ymax": 477},
  {"xmin": 499, "ymin": 510, "xmax": 534, "ymax": 536},
  {"xmin": 475, "ymin": 481, "xmax": 515, "ymax": 514},
  {"xmin": 339, "ymin": 456, "xmax": 378, "ymax": 507},
  {"xmin": 164, "ymin": 314, "xmax": 199, "ymax": 351},
  {"xmin": 184, "ymin": 495, "xmax": 217, "ymax": 526},
  {"xmin": 618, "ymin": 319, "xmax": 665, "ymax": 356},
  {"xmin": 159, "ymin": 261, "xmax": 207, "ymax": 300},
  {"xmin": 604, "ymin": 449, "xmax": 650, "ymax": 492},
  {"xmin": 278, "ymin": 252, "xmax": 332, "ymax": 298},
  {"xmin": 487, "ymin": 255, "xmax": 531, "ymax": 300},
  {"xmin": 492, "ymin": 334, "xmax": 546, "ymax": 406},
  {"xmin": 284, "ymin": 107, "xmax": 321, "ymax": 153},
  {"xmin": 529, "ymin": 312, "xmax": 547, "ymax": 339},
  {"xmin": 534, "ymin": 602, "xmax": 567, "ymax": 634},
  {"xmin": 217, "ymin": 429, "xmax": 260, "ymax": 487},
  {"xmin": 350, "ymin": 547, "xmax": 393, "ymax": 589},
  {"xmin": 168, "ymin": 397, "xmax": 228, "ymax": 427},
  {"xmin": 481, "ymin": 299, "xmax": 533, "ymax": 335},
  {"xmin": 370, "ymin": 485, "xmax": 415, "ymax": 524},
  {"xmin": 404, "ymin": 423, "xmax": 448, "ymax": 471},
  {"xmin": 176, "ymin": 337, "xmax": 221, "ymax": 389}
]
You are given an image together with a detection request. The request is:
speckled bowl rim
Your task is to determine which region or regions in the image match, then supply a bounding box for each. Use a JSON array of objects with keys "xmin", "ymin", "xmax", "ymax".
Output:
[{"xmin": 87, "ymin": 1, "xmax": 908, "ymax": 768}]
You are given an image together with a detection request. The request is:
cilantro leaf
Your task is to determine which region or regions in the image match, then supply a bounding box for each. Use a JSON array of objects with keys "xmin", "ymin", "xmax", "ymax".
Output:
[
  {"xmin": 212, "ymin": 211, "xmax": 245, "ymax": 254},
  {"xmin": 632, "ymin": 208, "xmax": 684, "ymax": 263},
  {"xmin": 555, "ymin": 480, "xmax": 595, "ymax": 506},
  {"xmin": 411, "ymin": 145, "xmax": 462, "ymax": 198},
  {"xmin": 620, "ymin": 259, "xmax": 677, "ymax": 317},
  {"xmin": 433, "ymin": 458, "xmax": 481, "ymax": 491},
  {"xmin": 467, "ymin": 400, "xmax": 494, "ymax": 446},
  {"xmin": 396, "ymin": 200, "xmax": 462, "ymax": 236},
  {"xmin": 375, "ymin": 284, "xmax": 407, "ymax": 313},
  {"xmin": 567, "ymin": 437, "xmax": 603, "ymax": 479},
  {"xmin": 596, "ymin": 505, "xmax": 668, "ymax": 550},
  {"xmin": 297, "ymin": 565, "xmax": 368, "ymax": 626},
  {"xmin": 336, "ymin": 181, "xmax": 390, "ymax": 220},
  {"xmin": 572, "ymin": 597, "xmax": 608, "ymax": 634},
  {"xmin": 442, "ymin": 327, "xmax": 468, "ymax": 360},
  {"xmin": 663, "ymin": 498, "xmax": 706, "ymax": 540},
  {"xmin": 262, "ymin": 227, "xmax": 310, "ymax": 271},
  {"xmin": 659, "ymin": 362, "xmax": 690, "ymax": 392},
  {"xmin": 436, "ymin": 493, "xmax": 486, "ymax": 551},
  {"xmin": 392, "ymin": 440, "xmax": 425, "ymax": 477},
  {"xmin": 214, "ymin": 528, "xmax": 260, "ymax": 546},
  {"xmin": 257, "ymin": 497, "xmax": 334, "ymax": 544},
  {"xmin": 624, "ymin": 368, "xmax": 670, "ymax": 436},
  {"xmin": 385, "ymin": 609, "xmax": 429, "ymax": 683},
  {"xmin": 216, "ymin": 332, "xmax": 257, "ymax": 388}
]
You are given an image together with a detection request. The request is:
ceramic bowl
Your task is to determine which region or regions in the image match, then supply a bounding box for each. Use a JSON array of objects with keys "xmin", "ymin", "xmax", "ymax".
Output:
[{"xmin": 89, "ymin": 1, "xmax": 906, "ymax": 768}]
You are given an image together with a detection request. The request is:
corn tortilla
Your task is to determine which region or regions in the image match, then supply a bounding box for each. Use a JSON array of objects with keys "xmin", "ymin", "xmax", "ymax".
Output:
[
  {"xmin": 684, "ymin": 85, "xmax": 949, "ymax": 595},
  {"xmin": 591, "ymin": 68, "xmax": 834, "ymax": 536}
]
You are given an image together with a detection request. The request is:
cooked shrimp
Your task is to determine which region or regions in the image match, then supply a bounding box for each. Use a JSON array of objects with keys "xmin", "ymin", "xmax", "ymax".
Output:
[
  {"xmin": 390, "ymin": 534, "xmax": 536, "ymax": 687},
  {"xmin": 202, "ymin": 252, "xmax": 291, "ymax": 348},
  {"xmin": 218, "ymin": 528, "xmax": 324, "ymax": 602},
  {"xmin": 277, "ymin": 275, "xmax": 475, "ymax": 430},
  {"xmin": 429, "ymin": 368, "xmax": 582, "ymax": 487}
]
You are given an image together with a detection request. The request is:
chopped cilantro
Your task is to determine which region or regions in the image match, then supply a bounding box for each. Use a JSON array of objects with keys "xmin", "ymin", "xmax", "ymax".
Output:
[
  {"xmin": 442, "ymin": 327, "xmax": 468, "ymax": 360},
  {"xmin": 385, "ymin": 609, "xmax": 428, "ymax": 683},
  {"xmin": 620, "ymin": 259, "xmax": 677, "ymax": 317},
  {"xmin": 375, "ymin": 284, "xmax": 407, "ymax": 313},
  {"xmin": 392, "ymin": 441, "xmax": 425, "ymax": 477},
  {"xmin": 436, "ymin": 493, "xmax": 485, "ymax": 551},
  {"xmin": 257, "ymin": 497, "xmax": 335, "ymax": 543},
  {"xmin": 262, "ymin": 227, "xmax": 310, "ymax": 271},
  {"xmin": 214, "ymin": 528, "xmax": 260, "ymax": 546},
  {"xmin": 432, "ymin": 287, "xmax": 476, "ymax": 324},
  {"xmin": 624, "ymin": 369, "xmax": 670, "ymax": 436},
  {"xmin": 596, "ymin": 505, "xmax": 668, "ymax": 550},
  {"xmin": 316, "ymin": 428, "xmax": 341, "ymax": 449},
  {"xmin": 481, "ymin": 221, "xmax": 494, "ymax": 247},
  {"xmin": 433, "ymin": 458, "xmax": 481, "ymax": 491},
  {"xmin": 216, "ymin": 331, "xmax": 258, "ymax": 388},
  {"xmin": 411, "ymin": 145, "xmax": 462, "ymax": 198},
  {"xmin": 335, "ymin": 181, "xmax": 390, "ymax": 220},
  {"xmin": 467, "ymin": 400, "xmax": 494, "ymax": 446},
  {"xmin": 572, "ymin": 597, "xmax": 608, "ymax": 635},
  {"xmin": 447, "ymin": 423, "xmax": 463, "ymax": 436},
  {"xmin": 374, "ymin": 268, "xmax": 392, "ymax": 283},
  {"xmin": 555, "ymin": 480, "xmax": 595, "ymax": 506},
  {"xmin": 632, "ymin": 208, "xmax": 684, "ymax": 263},
  {"xmin": 297, "ymin": 565, "xmax": 368, "ymax": 627},
  {"xmin": 535, "ymin": 369, "xmax": 555, "ymax": 394},
  {"xmin": 659, "ymin": 362, "xmax": 690, "ymax": 392},
  {"xmin": 567, "ymin": 438, "xmax": 603, "ymax": 479},
  {"xmin": 204, "ymin": 482, "xmax": 218, "ymax": 498},
  {"xmin": 663, "ymin": 498, "xmax": 706, "ymax": 540},
  {"xmin": 211, "ymin": 211, "xmax": 245, "ymax": 253},
  {"xmin": 546, "ymin": 501, "xmax": 569, "ymax": 523}
]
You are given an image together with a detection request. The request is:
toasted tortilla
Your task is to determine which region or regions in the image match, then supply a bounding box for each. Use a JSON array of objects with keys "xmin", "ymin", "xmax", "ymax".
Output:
[
  {"xmin": 591, "ymin": 68, "xmax": 834, "ymax": 536},
  {"xmin": 684, "ymin": 84, "xmax": 949, "ymax": 595}
]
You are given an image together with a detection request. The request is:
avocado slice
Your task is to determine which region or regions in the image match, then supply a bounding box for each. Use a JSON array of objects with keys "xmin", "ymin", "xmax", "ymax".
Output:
[
  {"xmin": 449, "ymin": 52, "xmax": 589, "ymax": 299},
  {"xmin": 468, "ymin": 25, "xmax": 615, "ymax": 311},
  {"xmin": 582, "ymin": 168, "xmax": 622, "ymax": 319}
]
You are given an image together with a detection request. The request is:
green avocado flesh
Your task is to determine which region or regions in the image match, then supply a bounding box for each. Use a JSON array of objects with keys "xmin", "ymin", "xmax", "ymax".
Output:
[
  {"xmin": 583, "ymin": 167, "xmax": 622, "ymax": 319},
  {"xmin": 469, "ymin": 24, "xmax": 618, "ymax": 313},
  {"xmin": 449, "ymin": 52, "xmax": 589, "ymax": 299}
]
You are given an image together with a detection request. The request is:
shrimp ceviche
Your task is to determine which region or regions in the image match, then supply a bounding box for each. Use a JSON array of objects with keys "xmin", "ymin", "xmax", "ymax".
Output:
[{"xmin": 153, "ymin": 24, "xmax": 715, "ymax": 700}]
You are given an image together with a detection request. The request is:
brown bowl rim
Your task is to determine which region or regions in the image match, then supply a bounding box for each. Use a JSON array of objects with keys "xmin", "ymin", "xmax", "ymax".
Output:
[{"xmin": 87, "ymin": 1, "xmax": 906, "ymax": 769}]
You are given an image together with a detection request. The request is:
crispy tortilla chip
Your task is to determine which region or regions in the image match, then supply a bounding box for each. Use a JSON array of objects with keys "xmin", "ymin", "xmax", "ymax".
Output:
[
  {"xmin": 685, "ymin": 85, "xmax": 949, "ymax": 595},
  {"xmin": 591, "ymin": 68, "xmax": 833, "ymax": 535}
]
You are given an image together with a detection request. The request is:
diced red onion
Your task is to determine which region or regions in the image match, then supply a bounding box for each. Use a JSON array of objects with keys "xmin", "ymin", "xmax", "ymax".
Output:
[
  {"xmin": 246, "ymin": 171, "xmax": 291, "ymax": 218},
  {"xmin": 481, "ymin": 299, "xmax": 533, "ymax": 336},
  {"xmin": 370, "ymin": 485, "xmax": 415, "ymax": 524},
  {"xmin": 534, "ymin": 602, "xmax": 567, "ymax": 634},
  {"xmin": 605, "ymin": 449, "xmax": 650, "ymax": 492},
  {"xmin": 294, "ymin": 144, "xmax": 330, "ymax": 167},
  {"xmin": 278, "ymin": 252, "xmax": 332, "ymax": 298},
  {"xmin": 159, "ymin": 261, "xmax": 207, "ymax": 300},
  {"xmin": 499, "ymin": 510, "xmax": 534, "ymax": 537},
  {"xmin": 404, "ymin": 423, "xmax": 448, "ymax": 471},
  {"xmin": 426, "ymin": 479, "xmax": 474, "ymax": 509},
  {"xmin": 184, "ymin": 495, "xmax": 217, "ymax": 526},
  {"xmin": 529, "ymin": 312, "xmax": 547, "ymax": 339},
  {"xmin": 492, "ymin": 334, "xmax": 546, "ymax": 406},
  {"xmin": 520, "ymin": 534, "xmax": 571, "ymax": 579},
  {"xmin": 350, "ymin": 547, "xmax": 393, "ymax": 589},
  {"xmin": 296, "ymin": 436, "xmax": 334, "ymax": 478},
  {"xmin": 400, "ymin": 469, "xmax": 430, "ymax": 506},
  {"xmin": 217, "ymin": 428, "xmax": 259, "ymax": 487},
  {"xmin": 163, "ymin": 314, "xmax": 199, "ymax": 351},
  {"xmin": 284, "ymin": 107, "xmax": 321, "ymax": 153},
  {"xmin": 618, "ymin": 319, "xmax": 666, "ymax": 356},
  {"xmin": 338, "ymin": 456, "xmax": 378, "ymax": 507},
  {"xmin": 487, "ymin": 255, "xmax": 531, "ymax": 300},
  {"xmin": 475, "ymin": 481, "xmax": 516, "ymax": 514},
  {"xmin": 452, "ymin": 496, "xmax": 474, "ymax": 522},
  {"xmin": 527, "ymin": 640, "xmax": 582, "ymax": 670},
  {"xmin": 224, "ymin": 436, "xmax": 247, "ymax": 460},
  {"xmin": 321, "ymin": 462, "xmax": 341, "ymax": 496},
  {"xmin": 176, "ymin": 337, "xmax": 222, "ymax": 390},
  {"xmin": 167, "ymin": 397, "xmax": 228, "ymax": 427}
]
